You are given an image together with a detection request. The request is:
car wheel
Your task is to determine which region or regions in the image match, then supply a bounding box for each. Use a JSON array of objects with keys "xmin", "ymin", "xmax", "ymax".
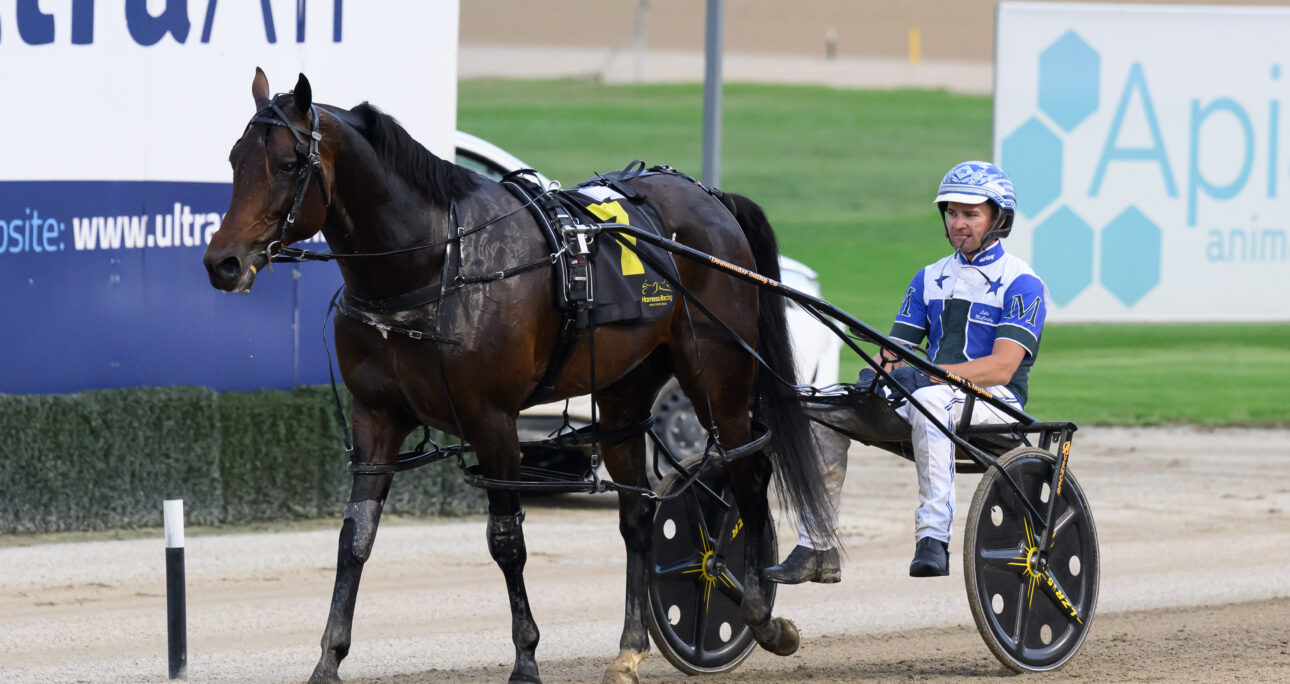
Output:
[{"xmin": 648, "ymin": 378, "xmax": 707, "ymax": 486}]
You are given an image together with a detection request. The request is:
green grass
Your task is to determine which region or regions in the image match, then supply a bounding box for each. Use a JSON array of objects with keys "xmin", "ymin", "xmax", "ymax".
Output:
[{"xmin": 458, "ymin": 79, "xmax": 1290, "ymax": 426}]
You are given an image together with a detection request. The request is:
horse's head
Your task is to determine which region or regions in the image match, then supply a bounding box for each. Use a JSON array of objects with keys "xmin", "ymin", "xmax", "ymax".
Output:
[{"xmin": 203, "ymin": 68, "xmax": 334, "ymax": 293}]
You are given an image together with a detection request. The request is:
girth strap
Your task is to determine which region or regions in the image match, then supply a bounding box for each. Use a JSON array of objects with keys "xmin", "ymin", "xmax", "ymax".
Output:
[{"xmin": 503, "ymin": 176, "xmax": 588, "ymax": 409}]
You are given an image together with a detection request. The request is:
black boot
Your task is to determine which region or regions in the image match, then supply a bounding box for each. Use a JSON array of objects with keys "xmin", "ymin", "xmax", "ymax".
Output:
[
  {"xmin": 909, "ymin": 537, "xmax": 949, "ymax": 577},
  {"xmin": 764, "ymin": 544, "xmax": 841, "ymax": 584}
]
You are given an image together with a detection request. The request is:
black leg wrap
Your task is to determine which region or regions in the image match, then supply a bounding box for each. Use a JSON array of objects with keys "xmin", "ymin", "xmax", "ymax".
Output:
[
  {"xmin": 486, "ymin": 510, "xmax": 541, "ymax": 683},
  {"xmin": 344, "ymin": 499, "xmax": 384, "ymax": 563},
  {"xmin": 487, "ymin": 510, "xmax": 527, "ymax": 566}
]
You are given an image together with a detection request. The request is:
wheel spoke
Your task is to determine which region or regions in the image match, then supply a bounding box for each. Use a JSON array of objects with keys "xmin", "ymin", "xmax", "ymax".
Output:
[
  {"xmin": 683, "ymin": 489, "xmax": 717, "ymax": 555},
  {"xmin": 1007, "ymin": 576, "xmax": 1026, "ymax": 646},
  {"xmin": 1015, "ymin": 574, "xmax": 1037, "ymax": 646},
  {"xmin": 714, "ymin": 566, "xmax": 745, "ymax": 605},
  {"xmin": 656, "ymin": 555, "xmax": 706, "ymax": 581},
  {"xmin": 712, "ymin": 499, "xmax": 738, "ymax": 554},
  {"xmin": 1046, "ymin": 507, "xmax": 1076, "ymax": 547},
  {"xmin": 980, "ymin": 545, "xmax": 1029, "ymax": 575},
  {"xmin": 691, "ymin": 579, "xmax": 711, "ymax": 657},
  {"xmin": 1040, "ymin": 569, "xmax": 1084, "ymax": 624}
]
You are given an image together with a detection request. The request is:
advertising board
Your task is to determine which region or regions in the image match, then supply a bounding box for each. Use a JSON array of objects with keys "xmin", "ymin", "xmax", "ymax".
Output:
[
  {"xmin": 995, "ymin": 2, "xmax": 1290, "ymax": 321},
  {"xmin": 0, "ymin": 1, "xmax": 459, "ymax": 393}
]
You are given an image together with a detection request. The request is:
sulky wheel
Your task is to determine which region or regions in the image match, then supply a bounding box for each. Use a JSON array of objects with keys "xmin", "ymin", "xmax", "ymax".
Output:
[
  {"xmin": 647, "ymin": 455, "xmax": 777, "ymax": 675},
  {"xmin": 965, "ymin": 446, "xmax": 1100, "ymax": 673}
]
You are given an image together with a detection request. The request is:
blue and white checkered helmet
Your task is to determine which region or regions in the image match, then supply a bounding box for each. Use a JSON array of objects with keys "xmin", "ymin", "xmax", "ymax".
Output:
[{"xmin": 934, "ymin": 161, "xmax": 1017, "ymax": 238}]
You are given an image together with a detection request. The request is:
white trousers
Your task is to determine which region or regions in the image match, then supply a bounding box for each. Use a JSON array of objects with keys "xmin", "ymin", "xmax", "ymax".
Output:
[
  {"xmin": 896, "ymin": 384, "xmax": 1019, "ymax": 544},
  {"xmin": 797, "ymin": 383, "xmax": 1019, "ymax": 549}
]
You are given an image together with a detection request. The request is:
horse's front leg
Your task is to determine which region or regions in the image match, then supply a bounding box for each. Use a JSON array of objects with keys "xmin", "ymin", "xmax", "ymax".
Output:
[
  {"xmin": 727, "ymin": 453, "xmax": 801, "ymax": 656},
  {"xmin": 600, "ymin": 434, "xmax": 657, "ymax": 684},
  {"xmin": 474, "ymin": 417, "xmax": 542, "ymax": 684},
  {"xmin": 594, "ymin": 358, "xmax": 671, "ymax": 684},
  {"xmin": 310, "ymin": 405, "xmax": 409, "ymax": 684}
]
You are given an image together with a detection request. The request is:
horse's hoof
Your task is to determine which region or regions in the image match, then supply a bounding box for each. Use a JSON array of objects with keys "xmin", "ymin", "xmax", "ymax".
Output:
[
  {"xmin": 757, "ymin": 617, "xmax": 800, "ymax": 656},
  {"xmin": 308, "ymin": 664, "xmax": 341, "ymax": 684},
  {"xmin": 508, "ymin": 668, "xmax": 542, "ymax": 684},
  {"xmin": 601, "ymin": 670, "xmax": 639, "ymax": 684},
  {"xmin": 601, "ymin": 647, "xmax": 647, "ymax": 684}
]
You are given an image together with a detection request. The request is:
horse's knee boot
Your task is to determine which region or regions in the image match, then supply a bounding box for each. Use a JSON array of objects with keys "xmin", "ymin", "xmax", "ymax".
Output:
[
  {"xmin": 487, "ymin": 510, "xmax": 528, "ymax": 571},
  {"xmin": 487, "ymin": 510, "xmax": 541, "ymax": 680},
  {"xmin": 344, "ymin": 499, "xmax": 385, "ymax": 563}
]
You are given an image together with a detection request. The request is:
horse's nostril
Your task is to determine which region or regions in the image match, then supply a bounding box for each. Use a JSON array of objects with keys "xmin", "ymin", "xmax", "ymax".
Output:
[{"xmin": 214, "ymin": 256, "xmax": 242, "ymax": 282}]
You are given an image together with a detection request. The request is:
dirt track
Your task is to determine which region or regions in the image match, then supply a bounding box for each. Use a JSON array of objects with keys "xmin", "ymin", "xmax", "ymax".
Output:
[{"xmin": 2, "ymin": 426, "xmax": 1288, "ymax": 682}]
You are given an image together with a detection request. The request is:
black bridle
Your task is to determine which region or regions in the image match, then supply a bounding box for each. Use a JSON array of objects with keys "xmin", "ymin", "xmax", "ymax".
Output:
[{"xmin": 249, "ymin": 99, "xmax": 328, "ymax": 263}]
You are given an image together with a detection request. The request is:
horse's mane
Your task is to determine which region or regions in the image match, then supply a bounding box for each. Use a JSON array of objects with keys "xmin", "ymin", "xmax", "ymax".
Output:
[{"xmin": 351, "ymin": 102, "xmax": 478, "ymax": 207}]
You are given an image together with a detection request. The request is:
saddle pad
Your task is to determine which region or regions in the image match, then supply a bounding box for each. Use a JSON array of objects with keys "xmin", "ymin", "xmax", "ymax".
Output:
[{"xmin": 564, "ymin": 186, "xmax": 679, "ymax": 326}]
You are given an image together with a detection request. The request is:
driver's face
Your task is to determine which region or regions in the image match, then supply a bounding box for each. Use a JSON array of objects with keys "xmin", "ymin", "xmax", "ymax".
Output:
[{"xmin": 944, "ymin": 201, "xmax": 996, "ymax": 254}]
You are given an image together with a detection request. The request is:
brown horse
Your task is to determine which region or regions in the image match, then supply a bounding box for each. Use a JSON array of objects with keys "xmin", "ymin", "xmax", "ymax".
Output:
[{"xmin": 203, "ymin": 69, "xmax": 835, "ymax": 684}]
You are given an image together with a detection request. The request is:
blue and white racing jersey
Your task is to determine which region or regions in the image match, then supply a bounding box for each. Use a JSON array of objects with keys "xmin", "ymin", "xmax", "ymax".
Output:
[{"xmin": 888, "ymin": 241, "xmax": 1049, "ymax": 406}]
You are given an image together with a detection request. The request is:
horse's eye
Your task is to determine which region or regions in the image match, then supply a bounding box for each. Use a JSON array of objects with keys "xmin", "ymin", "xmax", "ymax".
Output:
[{"xmin": 279, "ymin": 161, "xmax": 299, "ymax": 174}]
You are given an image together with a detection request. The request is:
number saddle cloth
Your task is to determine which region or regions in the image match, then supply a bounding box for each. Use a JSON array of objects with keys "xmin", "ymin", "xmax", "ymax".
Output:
[
  {"xmin": 502, "ymin": 166, "xmax": 682, "ymax": 407},
  {"xmin": 503, "ymin": 171, "xmax": 680, "ymax": 327}
]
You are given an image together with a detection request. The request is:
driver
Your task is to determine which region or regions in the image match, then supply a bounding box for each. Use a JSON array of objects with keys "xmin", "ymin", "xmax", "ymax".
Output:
[{"xmin": 765, "ymin": 161, "xmax": 1050, "ymax": 581}]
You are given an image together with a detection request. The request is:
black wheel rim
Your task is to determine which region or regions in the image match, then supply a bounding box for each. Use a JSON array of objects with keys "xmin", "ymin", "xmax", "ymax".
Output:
[
  {"xmin": 970, "ymin": 454, "xmax": 1097, "ymax": 670},
  {"xmin": 648, "ymin": 466, "xmax": 775, "ymax": 671}
]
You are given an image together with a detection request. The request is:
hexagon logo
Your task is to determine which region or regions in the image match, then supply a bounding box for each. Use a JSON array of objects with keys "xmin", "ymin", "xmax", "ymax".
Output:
[
  {"xmin": 1001, "ymin": 117, "xmax": 1063, "ymax": 219},
  {"xmin": 1039, "ymin": 30, "xmax": 1100, "ymax": 132},
  {"xmin": 1032, "ymin": 206, "xmax": 1094, "ymax": 306},
  {"xmin": 1100, "ymin": 206, "xmax": 1161, "ymax": 307}
]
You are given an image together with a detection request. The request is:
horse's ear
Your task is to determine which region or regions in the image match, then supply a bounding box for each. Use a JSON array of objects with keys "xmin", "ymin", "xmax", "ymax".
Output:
[
  {"xmin": 252, "ymin": 67, "xmax": 271, "ymax": 109},
  {"xmin": 293, "ymin": 73, "xmax": 313, "ymax": 116}
]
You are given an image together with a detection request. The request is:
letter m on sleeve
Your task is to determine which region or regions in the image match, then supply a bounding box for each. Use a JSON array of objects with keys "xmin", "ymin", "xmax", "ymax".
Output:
[{"xmin": 999, "ymin": 274, "xmax": 1048, "ymax": 356}]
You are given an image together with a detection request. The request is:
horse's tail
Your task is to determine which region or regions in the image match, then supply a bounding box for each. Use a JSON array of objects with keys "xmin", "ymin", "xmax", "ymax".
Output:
[{"xmin": 717, "ymin": 191, "xmax": 839, "ymax": 550}]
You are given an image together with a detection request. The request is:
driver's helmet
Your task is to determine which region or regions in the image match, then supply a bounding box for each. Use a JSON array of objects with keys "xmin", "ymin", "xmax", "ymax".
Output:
[{"xmin": 934, "ymin": 161, "xmax": 1017, "ymax": 239}]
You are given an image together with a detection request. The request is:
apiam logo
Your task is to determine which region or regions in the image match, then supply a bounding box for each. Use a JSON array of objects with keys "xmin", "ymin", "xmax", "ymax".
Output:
[
  {"xmin": 0, "ymin": 0, "xmax": 343, "ymax": 47},
  {"xmin": 1000, "ymin": 31, "xmax": 1162, "ymax": 309}
]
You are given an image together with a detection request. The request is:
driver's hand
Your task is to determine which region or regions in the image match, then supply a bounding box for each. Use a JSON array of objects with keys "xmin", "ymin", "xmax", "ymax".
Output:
[{"xmin": 857, "ymin": 367, "xmax": 878, "ymax": 388}]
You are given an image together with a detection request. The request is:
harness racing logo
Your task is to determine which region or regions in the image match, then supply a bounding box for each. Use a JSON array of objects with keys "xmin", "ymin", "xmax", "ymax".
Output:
[{"xmin": 995, "ymin": 5, "xmax": 1290, "ymax": 322}]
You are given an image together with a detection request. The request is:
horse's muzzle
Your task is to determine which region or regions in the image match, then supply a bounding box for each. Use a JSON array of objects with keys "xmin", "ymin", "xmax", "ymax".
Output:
[{"xmin": 203, "ymin": 250, "xmax": 261, "ymax": 293}]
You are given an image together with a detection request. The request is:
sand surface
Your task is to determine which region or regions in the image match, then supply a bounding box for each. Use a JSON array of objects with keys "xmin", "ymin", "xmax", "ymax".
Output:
[{"xmin": 2, "ymin": 426, "xmax": 1287, "ymax": 682}]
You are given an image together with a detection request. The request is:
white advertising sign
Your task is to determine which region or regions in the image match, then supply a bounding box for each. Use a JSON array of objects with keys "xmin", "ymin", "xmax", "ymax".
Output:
[
  {"xmin": 0, "ymin": 0, "xmax": 459, "ymax": 182},
  {"xmin": 995, "ymin": 2, "xmax": 1290, "ymax": 321}
]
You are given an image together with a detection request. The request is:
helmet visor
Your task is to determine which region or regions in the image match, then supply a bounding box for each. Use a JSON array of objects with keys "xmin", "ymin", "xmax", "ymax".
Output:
[{"xmin": 934, "ymin": 192, "xmax": 991, "ymax": 206}]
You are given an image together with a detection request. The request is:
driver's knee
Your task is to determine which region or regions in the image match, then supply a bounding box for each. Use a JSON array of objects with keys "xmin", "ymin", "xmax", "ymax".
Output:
[{"xmin": 907, "ymin": 385, "xmax": 956, "ymax": 426}]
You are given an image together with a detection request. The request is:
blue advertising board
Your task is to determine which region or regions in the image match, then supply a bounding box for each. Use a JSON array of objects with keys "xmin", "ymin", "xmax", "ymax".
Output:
[
  {"xmin": 0, "ymin": 181, "xmax": 343, "ymax": 393},
  {"xmin": 0, "ymin": 1, "xmax": 459, "ymax": 394}
]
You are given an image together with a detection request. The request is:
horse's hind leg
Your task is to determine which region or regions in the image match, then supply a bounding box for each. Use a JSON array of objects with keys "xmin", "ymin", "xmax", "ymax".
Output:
[
  {"xmin": 472, "ymin": 414, "xmax": 542, "ymax": 684},
  {"xmin": 672, "ymin": 346, "xmax": 801, "ymax": 657},
  {"xmin": 310, "ymin": 405, "xmax": 409, "ymax": 684},
  {"xmin": 725, "ymin": 454, "xmax": 800, "ymax": 655},
  {"xmin": 596, "ymin": 351, "xmax": 672, "ymax": 684}
]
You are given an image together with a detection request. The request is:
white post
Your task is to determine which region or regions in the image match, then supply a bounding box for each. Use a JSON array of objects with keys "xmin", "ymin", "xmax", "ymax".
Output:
[{"xmin": 164, "ymin": 499, "xmax": 187, "ymax": 679}]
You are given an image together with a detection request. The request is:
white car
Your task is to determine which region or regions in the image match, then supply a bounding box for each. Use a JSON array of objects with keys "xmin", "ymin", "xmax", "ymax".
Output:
[{"xmin": 454, "ymin": 132, "xmax": 842, "ymax": 478}]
